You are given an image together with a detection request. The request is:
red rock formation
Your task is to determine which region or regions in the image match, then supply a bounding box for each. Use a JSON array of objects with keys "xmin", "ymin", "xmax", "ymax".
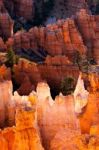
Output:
[
  {"xmin": 17, "ymin": 76, "xmax": 35, "ymax": 95},
  {"xmin": 0, "ymin": 38, "xmax": 7, "ymax": 51},
  {"xmin": 13, "ymin": 59, "xmax": 42, "ymax": 88},
  {"xmin": 38, "ymin": 63, "xmax": 79, "ymax": 90},
  {"xmin": 13, "ymin": 58, "xmax": 79, "ymax": 95},
  {"xmin": 0, "ymin": 13, "xmax": 13, "ymax": 40},
  {"xmin": 9, "ymin": 14, "xmax": 87, "ymax": 59},
  {"xmin": 0, "ymin": 80, "xmax": 14, "ymax": 128},
  {"xmin": 0, "ymin": 9, "xmax": 97, "ymax": 64},
  {"xmin": 75, "ymin": 9, "xmax": 99, "ymax": 63},
  {"xmin": 3, "ymin": 9, "xmax": 98, "ymax": 64},
  {"xmin": 3, "ymin": 0, "xmax": 34, "ymax": 21},
  {"xmin": 0, "ymin": 0, "xmax": 13, "ymax": 40},
  {"xmin": 45, "ymin": 55, "xmax": 72, "ymax": 65},
  {"xmin": 0, "ymin": 65, "xmax": 11, "ymax": 80}
]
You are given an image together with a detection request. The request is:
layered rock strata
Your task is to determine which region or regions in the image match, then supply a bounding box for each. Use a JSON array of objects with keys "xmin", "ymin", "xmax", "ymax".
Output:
[
  {"xmin": 0, "ymin": 9, "xmax": 98, "ymax": 63},
  {"xmin": 13, "ymin": 58, "xmax": 79, "ymax": 95},
  {"xmin": 3, "ymin": 9, "xmax": 98, "ymax": 64}
]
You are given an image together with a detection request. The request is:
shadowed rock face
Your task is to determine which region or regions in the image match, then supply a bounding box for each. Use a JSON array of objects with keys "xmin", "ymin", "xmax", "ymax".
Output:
[
  {"xmin": 0, "ymin": 0, "xmax": 13, "ymax": 40},
  {"xmin": 87, "ymin": 0, "xmax": 99, "ymax": 15},
  {"xmin": 3, "ymin": 0, "xmax": 34, "ymax": 20},
  {"xmin": 45, "ymin": 0, "xmax": 88, "ymax": 20},
  {"xmin": 3, "ymin": 0, "xmax": 88, "ymax": 23}
]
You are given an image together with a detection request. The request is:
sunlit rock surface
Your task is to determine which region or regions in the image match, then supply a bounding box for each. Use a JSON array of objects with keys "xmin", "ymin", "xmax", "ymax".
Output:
[
  {"xmin": 12, "ymin": 107, "xmax": 44, "ymax": 150},
  {"xmin": 50, "ymin": 129, "xmax": 99, "ymax": 150},
  {"xmin": 36, "ymin": 82, "xmax": 53, "ymax": 105},
  {"xmin": 0, "ymin": 80, "xmax": 13, "ymax": 127},
  {"xmin": 50, "ymin": 129, "xmax": 83, "ymax": 150},
  {"xmin": 36, "ymin": 82, "xmax": 80, "ymax": 149},
  {"xmin": 74, "ymin": 73, "xmax": 89, "ymax": 114},
  {"xmin": 80, "ymin": 73, "xmax": 99, "ymax": 134},
  {"xmin": 0, "ymin": 79, "xmax": 32, "ymax": 128},
  {"xmin": 81, "ymin": 98, "xmax": 99, "ymax": 133},
  {"xmin": 0, "ymin": 73, "xmax": 98, "ymax": 149},
  {"xmin": 0, "ymin": 65, "xmax": 11, "ymax": 80},
  {"xmin": 0, "ymin": 107, "xmax": 44, "ymax": 150}
]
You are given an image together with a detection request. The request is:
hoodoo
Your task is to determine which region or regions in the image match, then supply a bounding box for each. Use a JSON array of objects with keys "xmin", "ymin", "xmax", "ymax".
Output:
[{"xmin": 0, "ymin": 0, "xmax": 98, "ymax": 149}]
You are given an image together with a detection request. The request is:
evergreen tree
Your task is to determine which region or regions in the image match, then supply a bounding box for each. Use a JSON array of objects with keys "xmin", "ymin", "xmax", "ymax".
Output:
[
  {"xmin": 6, "ymin": 48, "xmax": 19, "ymax": 68},
  {"xmin": 61, "ymin": 77, "xmax": 75, "ymax": 95}
]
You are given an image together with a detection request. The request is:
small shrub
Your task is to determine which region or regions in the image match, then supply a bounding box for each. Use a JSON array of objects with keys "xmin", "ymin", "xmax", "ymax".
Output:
[
  {"xmin": 5, "ymin": 48, "xmax": 19, "ymax": 68},
  {"xmin": 61, "ymin": 77, "xmax": 75, "ymax": 95}
]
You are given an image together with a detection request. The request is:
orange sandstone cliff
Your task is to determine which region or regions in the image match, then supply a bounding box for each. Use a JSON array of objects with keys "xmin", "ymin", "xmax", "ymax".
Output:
[{"xmin": 0, "ymin": 107, "xmax": 44, "ymax": 150}]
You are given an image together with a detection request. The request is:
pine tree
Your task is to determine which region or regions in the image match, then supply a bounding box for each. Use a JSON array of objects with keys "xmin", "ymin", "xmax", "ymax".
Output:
[
  {"xmin": 61, "ymin": 77, "xmax": 75, "ymax": 95},
  {"xmin": 6, "ymin": 48, "xmax": 19, "ymax": 67}
]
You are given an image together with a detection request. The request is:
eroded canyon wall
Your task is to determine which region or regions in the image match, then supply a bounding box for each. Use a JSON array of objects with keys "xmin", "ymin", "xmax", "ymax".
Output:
[
  {"xmin": 13, "ymin": 58, "xmax": 79, "ymax": 95},
  {"xmin": 0, "ymin": 9, "xmax": 98, "ymax": 64},
  {"xmin": 3, "ymin": 9, "xmax": 98, "ymax": 65}
]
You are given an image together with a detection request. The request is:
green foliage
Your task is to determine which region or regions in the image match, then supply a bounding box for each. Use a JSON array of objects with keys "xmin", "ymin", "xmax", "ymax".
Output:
[
  {"xmin": 6, "ymin": 48, "xmax": 19, "ymax": 68},
  {"xmin": 61, "ymin": 77, "xmax": 75, "ymax": 95}
]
